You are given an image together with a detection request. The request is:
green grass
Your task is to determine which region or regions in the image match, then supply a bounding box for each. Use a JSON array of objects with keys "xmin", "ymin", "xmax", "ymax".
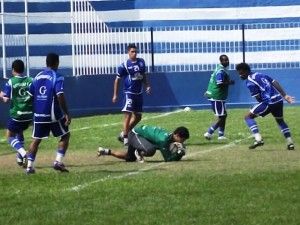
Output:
[{"xmin": 0, "ymin": 107, "xmax": 300, "ymax": 225}]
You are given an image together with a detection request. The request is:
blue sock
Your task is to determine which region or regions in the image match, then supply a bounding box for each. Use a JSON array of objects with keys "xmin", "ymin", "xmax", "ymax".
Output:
[
  {"xmin": 8, "ymin": 137, "xmax": 23, "ymax": 151},
  {"xmin": 207, "ymin": 123, "xmax": 219, "ymax": 135},
  {"xmin": 16, "ymin": 134, "xmax": 24, "ymax": 147},
  {"xmin": 277, "ymin": 120, "xmax": 291, "ymax": 138},
  {"xmin": 245, "ymin": 118, "xmax": 259, "ymax": 134}
]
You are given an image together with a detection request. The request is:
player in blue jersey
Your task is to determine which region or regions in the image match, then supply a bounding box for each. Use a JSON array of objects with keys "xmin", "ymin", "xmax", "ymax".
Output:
[
  {"xmin": 236, "ymin": 63, "xmax": 295, "ymax": 150},
  {"xmin": 0, "ymin": 60, "xmax": 32, "ymax": 167},
  {"xmin": 26, "ymin": 53, "xmax": 71, "ymax": 174},
  {"xmin": 112, "ymin": 43, "xmax": 151, "ymax": 146}
]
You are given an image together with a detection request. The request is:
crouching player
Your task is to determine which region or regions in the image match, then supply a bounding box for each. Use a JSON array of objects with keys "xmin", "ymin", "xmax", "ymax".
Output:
[{"xmin": 97, "ymin": 125, "xmax": 189, "ymax": 162}]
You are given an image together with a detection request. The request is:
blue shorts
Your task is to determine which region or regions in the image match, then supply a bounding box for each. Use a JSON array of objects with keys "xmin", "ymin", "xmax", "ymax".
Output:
[
  {"xmin": 250, "ymin": 101, "xmax": 283, "ymax": 118},
  {"xmin": 209, "ymin": 100, "xmax": 227, "ymax": 116},
  {"xmin": 32, "ymin": 117, "xmax": 69, "ymax": 139},
  {"xmin": 7, "ymin": 118, "xmax": 31, "ymax": 134},
  {"xmin": 122, "ymin": 93, "xmax": 143, "ymax": 113}
]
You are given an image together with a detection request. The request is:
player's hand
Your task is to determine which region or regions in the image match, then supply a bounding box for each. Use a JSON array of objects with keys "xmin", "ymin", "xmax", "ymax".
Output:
[
  {"xmin": 145, "ymin": 86, "xmax": 151, "ymax": 94},
  {"xmin": 112, "ymin": 95, "xmax": 117, "ymax": 103},
  {"xmin": 64, "ymin": 114, "xmax": 71, "ymax": 126},
  {"xmin": 284, "ymin": 95, "xmax": 295, "ymax": 104}
]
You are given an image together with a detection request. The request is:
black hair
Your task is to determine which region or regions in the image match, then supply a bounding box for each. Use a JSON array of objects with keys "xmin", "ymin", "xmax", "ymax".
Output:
[
  {"xmin": 219, "ymin": 54, "xmax": 229, "ymax": 61},
  {"xmin": 12, "ymin": 59, "xmax": 25, "ymax": 74},
  {"xmin": 46, "ymin": 53, "xmax": 59, "ymax": 67},
  {"xmin": 235, "ymin": 62, "xmax": 251, "ymax": 72},
  {"xmin": 173, "ymin": 126, "xmax": 190, "ymax": 139},
  {"xmin": 127, "ymin": 43, "xmax": 137, "ymax": 51}
]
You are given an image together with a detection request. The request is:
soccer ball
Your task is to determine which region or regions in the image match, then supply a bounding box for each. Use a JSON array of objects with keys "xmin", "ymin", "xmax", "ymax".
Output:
[
  {"xmin": 183, "ymin": 107, "xmax": 191, "ymax": 112},
  {"xmin": 169, "ymin": 142, "xmax": 185, "ymax": 155}
]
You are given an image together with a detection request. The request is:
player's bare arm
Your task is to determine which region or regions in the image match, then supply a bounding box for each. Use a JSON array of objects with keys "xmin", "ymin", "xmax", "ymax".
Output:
[
  {"xmin": 57, "ymin": 93, "xmax": 71, "ymax": 125},
  {"xmin": 272, "ymin": 80, "xmax": 295, "ymax": 104},
  {"xmin": 112, "ymin": 77, "xmax": 120, "ymax": 103}
]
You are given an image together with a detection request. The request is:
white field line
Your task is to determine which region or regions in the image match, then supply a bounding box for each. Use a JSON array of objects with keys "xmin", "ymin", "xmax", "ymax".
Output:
[
  {"xmin": 66, "ymin": 136, "xmax": 252, "ymax": 192},
  {"xmin": 71, "ymin": 109, "xmax": 184, "ymax": 132}
]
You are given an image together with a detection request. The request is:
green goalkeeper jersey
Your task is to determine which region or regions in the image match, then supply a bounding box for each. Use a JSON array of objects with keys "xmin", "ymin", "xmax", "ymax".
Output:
[
  {"xmin": 133, "ymin": 125, "xmax": 183, "ymax": 162},
  {"xmin": 206, "ymin": 64, "xmax": 230, "ymax": 100},
  {"xmin": 4, "ymin": 76, "xmax": 33, "ymax": 121}
]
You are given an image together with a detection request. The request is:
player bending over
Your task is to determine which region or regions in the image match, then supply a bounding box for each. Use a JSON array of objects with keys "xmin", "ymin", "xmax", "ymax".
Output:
[
  {"xmin": 236, "ymin": 62, "xmax": 295, "ymax": 150},
  {"xmin": 98, "ymin": 125, "xmax": 189, "ymax": 162}
]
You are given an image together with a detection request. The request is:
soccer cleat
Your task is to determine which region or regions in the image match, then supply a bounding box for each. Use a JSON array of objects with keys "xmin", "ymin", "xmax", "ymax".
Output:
[
  {"xmin": 16, "ymin": 153, "xmax": 24, "ymax": 167},
  {"xmin": 117, "ymin": 132, "xmax": 124, "ymax": 143},
  {"xmin": 16, "ymin": 153, "xmax": 27, "ymax": 168},
  {"xmin": 249, "ymin": 140, "xmax": 264, "ymax": 149},
  {"xmin": 287, "ymin": 143, "xmax": 295, "ymax": 150},
  {"xmin": 134, "ymin": 150, "xmax": 144, "ymax": 163},
  {"xmin": 218, "ymin": 136, "xmax": 228, "ymax": 141},
  {"xmin": 204, "ymin": 132, "xmax": 212, "ymax": 140},
  {"xmin": 53, "ymin": 161, "xmax": 69, "ymax": 172},
  {"xmin": 97, "ymin": 147, "xmax": 110, "ymax": 156},
  {"xmin": 25, "ymin": 167, "xmax": 35, "ymax": 175}
]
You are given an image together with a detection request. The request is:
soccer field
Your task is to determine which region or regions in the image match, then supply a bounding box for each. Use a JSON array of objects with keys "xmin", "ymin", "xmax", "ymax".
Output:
[{"xmin": 0, "ymin": 107, "xmax": 299, "ymax": 225}]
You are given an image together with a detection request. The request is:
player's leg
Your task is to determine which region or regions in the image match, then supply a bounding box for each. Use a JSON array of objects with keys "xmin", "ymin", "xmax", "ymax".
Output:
[
  {"xmin": 128, "ymin": 131, "xmax": 156, "ymax": 162},
  {"xmin": 204, "ymin": 100, "xmax": 225, "ymax": 140},
  {"xmin": 26, "ymin": 122, "xmax": 49, "ymax": 174},
  {"xmin": 52, "ymin": 118, "xmax": 70, "ymax": 172},
  {"xmin": 245, "ymin": 102, "xmax": 270, "ymax": 149},
  {"xmin": 6, "ymin": 119, "xmax": 29, "ymax": 166},
  {"xmin": 120, "ymin": 93, "xmax": 136, "ymax": 145},
  {"xmin": 270, "ymin": 101, "xmax": 294, "ymax": 150},
  {"xmin": 97, "ymin": 146, "xmax": 132, "ymax": 160},
  {"xmin": 128, "ymin": 94, "xmax": 143, "ymax": 130},
  {"xmin": 121, "ymin": 112, "xmax": 132, "ymax": 145}
]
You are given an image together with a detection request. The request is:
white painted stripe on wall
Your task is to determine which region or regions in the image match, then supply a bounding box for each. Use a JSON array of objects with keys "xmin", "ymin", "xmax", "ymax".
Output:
[
  {"xmin": 25, "ymin": 50, "xmax": 300, "ymax": 69},
  {"xmin": 2, "ymin": 27, "xmax": 295, "ymax": 47},
  {"xmin": 3, "ymin": 5, "xmax": 300, "ymax": 24},
  {"xmin": 98, "ymin": 6, "xmax": 300, "ymax": 22}
]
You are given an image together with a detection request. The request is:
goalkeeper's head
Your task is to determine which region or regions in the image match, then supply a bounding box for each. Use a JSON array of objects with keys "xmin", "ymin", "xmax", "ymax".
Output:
[{"xmin": 172, "ymin": 126, "xmax": 190, "ymax": 143}]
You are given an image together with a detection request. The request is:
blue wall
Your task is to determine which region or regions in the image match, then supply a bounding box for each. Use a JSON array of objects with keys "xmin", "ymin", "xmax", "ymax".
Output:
[{"xmin": 0, "ymin": 69, "xmax": 299, "ymax": 127}]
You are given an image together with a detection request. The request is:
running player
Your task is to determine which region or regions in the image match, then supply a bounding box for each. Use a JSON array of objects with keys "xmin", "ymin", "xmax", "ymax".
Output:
[
  {"xmin": 26, "ymin": 53, "xmax": 71, "ymax": 174},
  {"xmin": 0, "ymin": 59, "xmax": 32, "ymax": 167}
]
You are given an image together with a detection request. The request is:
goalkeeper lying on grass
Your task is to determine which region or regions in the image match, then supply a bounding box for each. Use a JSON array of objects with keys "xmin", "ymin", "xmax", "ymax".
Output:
[{"xmin": 97, "ymin": 125, "xmax": 189, "ymax": 163}]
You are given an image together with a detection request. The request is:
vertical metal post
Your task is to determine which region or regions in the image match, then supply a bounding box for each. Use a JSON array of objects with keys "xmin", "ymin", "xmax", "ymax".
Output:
[
  {"xmin": 24, "ymin": 0, "xmax": 30, "ymax": 76},
  {"xmin": 1, "ymin": 0, "xmax": 6, "ymax": 78},
  {"xmin": 242, "ymin": 24, "xmax": 245, "ymax": 63},
  {"xmin": 150, "ymin": 27, "xmax": 154, "ymax": 72},
  {"xmin": 70, "ymin": 0, "xmax": 75, "ymax": 76}
]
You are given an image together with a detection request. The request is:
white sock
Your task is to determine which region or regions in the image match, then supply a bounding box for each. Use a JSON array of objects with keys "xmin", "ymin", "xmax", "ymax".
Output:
[
  {"xmin": 27, "ymin": 160, "xmax": 34, "ymax": 169},
  {"xmin": 55, "ymin": 153, "xmax": 64, "ymax": 163},
  {"xmin": 286, "ymin": 137, "xmax": 293, "ymax": 144},
  {"xmin": 254, "ymin": 133, "xmax": 262, "ymax": 142},
  {"xmin": 17, "ymin": 148, "xmax": 27, "ymax": 158}
]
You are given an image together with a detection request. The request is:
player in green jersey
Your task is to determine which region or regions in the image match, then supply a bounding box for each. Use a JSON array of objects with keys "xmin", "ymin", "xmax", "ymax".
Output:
[
  {"xmin": 0, "ymin": 60, "xmax": 32, "ymax": 167},
  {"xmin": 204, "ymin": 55, "xmax": 234, "ymax": 141},
  {"xmin": 97, "ymin": 125, "xmax": 189, "ymax": 162}
]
